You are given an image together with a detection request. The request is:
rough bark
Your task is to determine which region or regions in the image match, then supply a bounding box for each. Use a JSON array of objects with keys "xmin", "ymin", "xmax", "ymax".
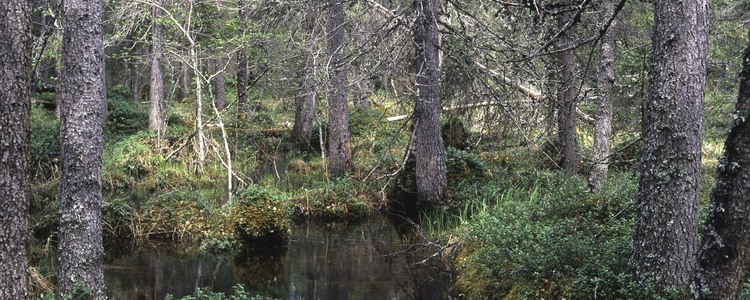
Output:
[
  {"xmin": 237, "ymin": 0, "xmax": 248, "ymax": 111},
  {"xmin": 215, "ymin": 57, "xmax": 225, "ymax": 111},
  {"xmin": 326, "ymin": 0, "xmax": 353, "ymax": 176},
  {"xmin": 693, "ymin": 30, "xmax": 750, "ymax": 300},
  {"xmin": 588, "ymin": 0, "xmax": 619, "ymax": 191},
  {"xmin": 57, "ymin": 0, "xmax": 107, "ymax": 298},
  {"xmin": 178, "ymin": 61, "xmax": 189, "ymax": 102},
  {"xmin": 629, "ymin": 0, "xmax": 707, "ymax": 294},
  {"xmin": 557, "ymin": 12, "xmax": 579, "ymax": 176},
  {"xmin": 0, "ymin": 0, "xmax": 33, "ymax": 298},
  {"xmin": 413, "ymin": 0, "xmax": 446, "ymax": 205},
  {"xmin": 149, "ymin": 0, "xmax": 166, "ymax": 132},
  {"xmin": 292, "ymin": 5, "xmax": 320, "ymax": 151}
]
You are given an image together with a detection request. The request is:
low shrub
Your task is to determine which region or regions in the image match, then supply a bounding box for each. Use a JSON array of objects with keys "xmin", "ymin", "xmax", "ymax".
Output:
[
  {"xmin": 453, "ymin": 172, "xmax": 639, "ymax": 299},
  {"xmin": 30, "ymin": 104, "xmax": 60, "ymax": 181}
]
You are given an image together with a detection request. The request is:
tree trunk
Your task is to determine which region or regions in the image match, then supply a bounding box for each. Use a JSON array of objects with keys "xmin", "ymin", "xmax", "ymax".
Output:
[
  {"xmin": 57, "ymin": 0, "xmax": 107, "ymax": 298},
  {"xmin": 693, "ymin": 29, "xmax": 750, "ymax": 300},
  {"xmin": 0, "ymin": 0, "xmax": 32, "ymax": 298},
  {"xmin": 413, "ymin": 0, "xmax": 446, "ymax": 205},
  {"xmin": 588, "ymin": 0, "xmax": 619, "ymax": 191},
  {"xmin": 293, "ymin": 5, "xmax": 319, "ymax": 151},
  {"xmin": 215, "ymin": 57, "xmax": 226, "ymax": 111},
  {"xmin": 326, "ymin": 0, "xmax": 353, "ymax": 176},
  {"xmin": 629, "ymin": 0, "xmax": 707, "ymax": 294},
  {"xmin": 557, "ymin": 12, "xmax": 578, "ymax": 176},
  {"xmin": 131, "ymin": 60, "xmax": 142, "ymax": 104},
  {"xmin": 178, "ymin": 60, "xmax": 189, "ymax": 102},
  {"xmin": 237, "ymin": 0, "xmax": 248, "ymax": 111},
  {"xmin": 149, "ymin": 1, "xmax": 166, "ymax": 132},
  {"xmin": 193, "ymin": 44, "xmax": 205, "ymax": 171}
]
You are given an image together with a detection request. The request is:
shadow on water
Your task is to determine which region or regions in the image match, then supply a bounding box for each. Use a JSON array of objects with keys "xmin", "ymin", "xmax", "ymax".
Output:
[{"xmin": 105, "ymin": 214, "xmax": 452, "ymax": 300}]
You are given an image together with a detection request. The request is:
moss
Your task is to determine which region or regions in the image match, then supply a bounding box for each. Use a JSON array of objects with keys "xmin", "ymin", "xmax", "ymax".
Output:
[{"xmin": 230, "ymin": 185, "xmax": 290, "ymax": 247}]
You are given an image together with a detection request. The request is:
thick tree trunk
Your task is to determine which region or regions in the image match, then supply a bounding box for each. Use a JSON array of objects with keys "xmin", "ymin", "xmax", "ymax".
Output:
[
  {"xmin": 215, "ymin": 57, "xmax": 226, "ymax": 111},
  {"xmin": 149, "ymin": 1, "xmax": 166, "ymax": 132},
  {"xmin": 629, "ymin": 0, "xmax": 707, "ymax": 294},
  {"xmin": 0, "ymin": 0, "xmax": 33, "ymax": 298},
  {"xmin": 293, "ymin": 5, "xmax": 319, "ymax": 151},
  {"xmin": 326, "ymin": 0, "xmax": 353, "ymax": 176},
  {"xmin": 588, "ymin": 0, "xmax": 619, "ymax": 191},
  {"xmin": 413, "ymin": 0, "xmax": 446, "ymax": 205},
  {"xmin": 693, "ymin": 30, "xmax": 750, "ymax": 300},
  {"xmin": 57, "ymin": 0, "xmax": 107, "ymax": 298},
  {"xmin": 557, "ymin": 12, "xmax": 578, "ymax": 176}
]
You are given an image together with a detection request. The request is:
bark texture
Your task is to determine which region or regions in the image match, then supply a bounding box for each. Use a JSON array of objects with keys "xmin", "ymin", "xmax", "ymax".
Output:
[
  {"xmin": 148, "ymin": 0, "xmax": 166, "ymax": 132},
  {"xmin": 237, "ymin": 0, "xmax": 248, "ymax": 111},
  {"xmin": 629, "ymin": 0, "xmax": 707, "ymax": 293},
  {"xmin": 0, "ymin": 0, "xmax": 33, "ymax": 298},
  {"xmin": 588, "ymin": 0, "xmax": 619, "ymax": 191},
  {"xmin": 326, "ymin": 0, "xmax": 353, "ymax": 176},
  {"xmin": 215, "ymin": 57, "xmax": 226, "ymax": 111},
  {"xmin": 413, "ymin": 0, "xmax": 446, "ymax": 205},
  {"xmin": 178, "ymin": 61, "xmax": 189, "ymax": 102},
  {"xmin": 292, "ymin": 5, "xmax": 320, "ymax": 151},
  {"xmin": 557, "ymin": 12, "xmax": 578, "ymax": 176},
  {"xmin": 57, "ymin": 0, "xmax": 107, "ymax": 298},
  {"xmin": 693, "ymin": 30, "xmax": 750, "ymax": 300}
]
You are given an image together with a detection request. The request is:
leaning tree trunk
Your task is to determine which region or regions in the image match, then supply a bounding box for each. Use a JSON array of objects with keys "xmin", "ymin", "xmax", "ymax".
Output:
[
  {"xmin": 629, "ymin": 0, "xmax": 707, "ymax": 294},
  {"xmin": 292, "ymin": 4, "xmax": 320, "ymax": 151},
  {"xmin": 413, "ymin": 0, "xmax": 446, "ymax": 205},
  {"xmin": 57, "ymin": 0, "xmax": 107, "ymax": 298},
  {"xmin": 693, "ymin": 29, "xmax": 750, "ymax": 300},
  {"xmin": 557, "ymin": 11, "xmax": 579, "ymax": 176},
  {"xmin": 149, "ymin": 0, "xmax": 166, "ymax": 132},
  {"xmin": 588, "ymin": 0, "xmax": 619, "ymax": 191},
  {"xmin": 0, "ymin": 0, "xmax": 33, "ymax": 298},
  {"xmin": 326, "ymin": 0, "xmax": 353, "ymax": 176}
]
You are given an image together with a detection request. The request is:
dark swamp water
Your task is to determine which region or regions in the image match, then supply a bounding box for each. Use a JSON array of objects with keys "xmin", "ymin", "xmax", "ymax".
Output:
[{"xmin": 104, "ymin": 215, "xmax": 453, "ymax": 300}]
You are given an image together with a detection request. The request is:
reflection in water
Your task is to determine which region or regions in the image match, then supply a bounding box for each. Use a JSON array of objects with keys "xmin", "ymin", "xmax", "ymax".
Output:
[{"xmin": 105, "ymin": 215, "xmax": 451, "ymax": 299}]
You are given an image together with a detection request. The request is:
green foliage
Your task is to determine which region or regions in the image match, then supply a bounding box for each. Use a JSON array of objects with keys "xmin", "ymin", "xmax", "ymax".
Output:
[
  {"xmin": 445, "ymin": 147, "xmax": 488, "ymax": 183},
  {"xmin": 165, "ymin": 284, "xmax": 279, "ymax": 300},
  {"xmin": 29, "ymin": 104, "xmax": 60, "ymax": 181},
  {"xmin": 231, "ymin": 185, "xmax": 290, "ymax": 244},
  {"xmin": 105, "ymin": 85, "xmax": 148, "ymax": 135},
  {"xmin": 102, "ymin": 133, "xmax": 158, "ymax": 190},
  {"xmin": 454, "ymin": 172, "xmax": 639, "ymax": 299},
  {"xmin": 442, "ymin": 114, "xmax": 470, "ymax": 150}
]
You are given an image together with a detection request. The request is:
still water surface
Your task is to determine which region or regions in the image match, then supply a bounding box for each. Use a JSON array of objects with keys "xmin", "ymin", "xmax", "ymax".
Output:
[{"xmin": 104, "ymin": 215, "xmax": 451, "ymax": 300}]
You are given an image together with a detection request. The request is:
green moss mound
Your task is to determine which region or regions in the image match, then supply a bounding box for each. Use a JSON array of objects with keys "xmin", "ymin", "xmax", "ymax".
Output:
[{"xmin": 230, "ymin": 185, "xmax": 290, "ymax": 246}]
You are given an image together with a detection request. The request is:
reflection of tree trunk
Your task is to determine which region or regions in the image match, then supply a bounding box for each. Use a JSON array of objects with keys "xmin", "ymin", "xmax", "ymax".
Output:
[
  {"xmin": 0, "ymin": 0, "xmax": 32, "ymax": 297},
  {"xmin": 557, "ymin": 12, "xmax": 578, "ymax": 176},
  {"xmin": 413, "ymin": 0, "xmax": 446, "ymax": 205},
  {"xmin": 588, "ymin": 0, "xmax": 619, "ymax": 191},
  {"xmin": 305, "ymin": 239, "xmax": 319, "ymax": 300},
  {"xmin": 327, "ymin": 243, "xmax": 348, "ymax": 300},
  {"xmin": 293, "ymin": 6, "xmax": 319, "ymax": 151},
  {"xmin": 326, "ymin": 0, "xmax": 353, "ymax": 176},
  {"xmin": 152, "ymin": 257, "xmax": 164, "ymax": 300},
  {"xmin": 215, "ymin": 57, "xmax": 226, "ymax": 111}
]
